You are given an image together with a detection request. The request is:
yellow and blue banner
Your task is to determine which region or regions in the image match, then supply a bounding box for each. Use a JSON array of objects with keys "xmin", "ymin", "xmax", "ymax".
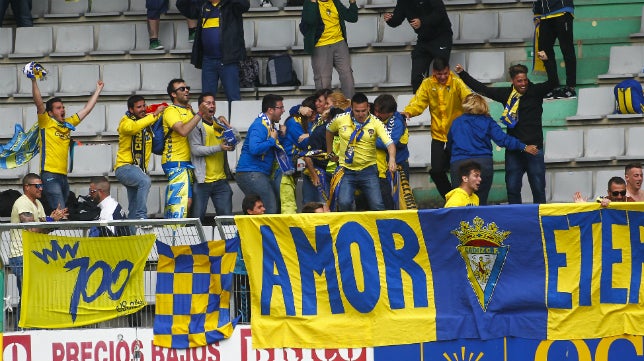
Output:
[
  {"xmin": 20, "ymin": 231, "xmax": 155, "ymax": 328},
  {"xmin": 153, "ymin": 239, "xmax": 239, "ymax": 349},
  {"xmin": 236, "ymin": 203, "xmax": 644, "ymax": 349},
  {"xmin": 0, "ymin": 123, "xmax": 39, "ymax": 169}
]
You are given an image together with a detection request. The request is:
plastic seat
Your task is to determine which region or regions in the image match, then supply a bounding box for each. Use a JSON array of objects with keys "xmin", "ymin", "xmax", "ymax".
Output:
[
  {"xmin": 90, "ymin": 23, "xmax": 136, "ymax": 55},
  {"xmin": 55, "ymin": 64, "xmax": 100, "ymax": 97},
  {"xmin": 397, "ymin": 94, "xmax": 430, "ymax": 126},
  {"xmin": 381, "ymin": 54, "xmax": 411, "ymax": 88},
  {"xmin": 520, "ymin": 173, "xmax": 551, "ymax": 203},
  {"xmin": 86, "ymin": 0, "xmax": 128, "ymax": 16},
  {"xmin": 124, "ymin": 0, "xmax": 146, "ymax": 15},
  {"xmin": 629, "ymin": 6, "xmax": 644, "ymax": 38},
  {"xmin": 146, "ymin": 185, "xmax": 163, "ymax": 217},
  {"xmin": 50, "ymin": 25, "xmax": 94, "ymax": 57},
  {"xmin": 0, "ymin": 106, "xmax": 24, "ymax": 138},
  {"xmin": 443, "ymin": 0, "xmax": 477, "ymax": 4},
  {"xmin": 351, "ymin": 54, "xmax": 387, "ymax": 88},
  {"xmin": 45, "ymin": 0, "xmax": 88, "ymax": 17},
  {"xmin": 243, "ymin": 19, "xmax": 255, "ymax": 49},
  {"xmin": 65, "ymin": 104, "xmax": 106, "ymax": 136},
  {"xmin": 230, "ymin": 181, "xmax": 245, "ymax": 213},
  {"xmin": 101, "ymin": 63, "xmax": 141, "ymax": 95},
  {"xmin": 0, "ymin": 65, "xmax": 17, "ymax": 98},
  {"xmin": 171, "ymin": 20, "xmax": 193, "ymax": 54},
  {"xmin": 618, "ymin": 127, "xmax": 644, "ymax": 160},
  {"xmin": 597, "ymin": 45, "xmax": 644, "ymax": 79},
  {"xmin": 482, "ymin": 0, "xmax": 516, "ymax": 3},
  {"xmin": 579, "ymin": 127, "xmax": 624, "ymax": 162},
  {"xmin": 130, "ymin": 22, "xmax": 174, "ymax": 54},
  {"xmin": 9, "ymin": 27, "xmax": 53, "ymax": 58},
  {"xmin": 594, "ymin": 169, "xmax": 622, "ymax": 199},
  {"xmin": 490, "ymin": 9, "xmax": 533, "ymax": 43},
  {"xmin": 345, "ymin": 14, "xmax": 378, "ymax": 48},
  {"xmin": 251, "ymin": 19, "xmax": 295, "ymax": 51},
  {"xmin": 181, "ymin": 62, "xmax": 202, "ymax": 92},
  {"xmin": 550, "ymin": 170, "xmax": 592, "ymax": 203},
  {"xmin": 467, "ymin": 52, "xmax": 505, "ymax": 83},
  {"xmin": 136, "ymin": 62, "xmax": 182, "ymax": 95},
  {"xmin": 373, "ymin": 22, "xmax": 417, "ymax": 47},
  {"xmin": 104, "ymin": 103, "xmax": 126, "ymax": 136},
  {"xmin": 544, "ymin": 129, "xmax": 583, "ymax": 163},
  {"xmin": 299, "ymin": 57, "xmax": 340, "ymax": 91},
  {"xmin": 0, "ymin": 28, "xmax": 13, "ymax": 57},
  {"xmin": 69, "ymin": 144, "xmax": 113, "ymax": 177},
  {"xmin": 453, "ymin": 11, "xmax": 498, "ymax": 45},
  {"xmin": 407, "ymin": 132, "xmax": 431, "ymax": 167},
  {"xmin": 447, "ymin": 12, "xmax": 459, "ymax": 40},
  {"xmin": 229, "ymin": 100, "xmax": 264, "ymax": 131},
  {"xmin": 364, "ymin": 0, "xmax": 395, "ymax": 9},
  {"xmin": 565, "ymin": 86, "xmax": 615, "ymax": 121}
]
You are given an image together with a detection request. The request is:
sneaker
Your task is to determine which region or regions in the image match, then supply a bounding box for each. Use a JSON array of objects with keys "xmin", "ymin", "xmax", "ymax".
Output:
[
  {"xmin": 149, "ymin": 39, "xmax": 164, "ymax": 50},
  {"xmin": 188, "ymin": 31, "xmax": 195, "ymax": 43},
  {"xmin": 556, "ymin": 86, "xmax": 577, "ymax": 99},
  {"xmin": 544, "ymin": 89, "xmax": 556, "ymax": 100}
]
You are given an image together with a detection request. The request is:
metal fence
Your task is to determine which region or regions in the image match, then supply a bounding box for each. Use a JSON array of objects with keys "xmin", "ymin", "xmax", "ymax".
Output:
[{"xmin": 0, "ymin": 217, "xmax": 246, "ymax": 332}]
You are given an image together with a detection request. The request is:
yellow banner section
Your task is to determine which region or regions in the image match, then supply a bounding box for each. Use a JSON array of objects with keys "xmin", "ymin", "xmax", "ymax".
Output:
[
  {"xmin": 20, "ymin": 231, "xmax": 155, "ymax": 328},
  {"xmin": 236, "ymin": 211, "xmax": 436, "ymax": 349},
  {"xmin": 540, "ymin": 203, "xmax": 644, "ymax": 340}
]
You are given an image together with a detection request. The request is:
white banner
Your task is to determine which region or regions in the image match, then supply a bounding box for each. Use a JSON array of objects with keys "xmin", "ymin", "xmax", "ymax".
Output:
[{"xmin": 3, "ymin": 326, "xmax": 372, "ymax": 361}]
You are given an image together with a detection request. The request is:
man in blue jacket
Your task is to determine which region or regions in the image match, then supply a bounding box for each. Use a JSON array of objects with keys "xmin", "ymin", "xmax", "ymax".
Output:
[
  {"xmin": 191, "ymin": 0, "xmax": 250, "ymax": 102},
  {"xmin": 300, "ymin": 0, "xmax": 358, "ymax": 97},
  {"xmin": 235, "ymin": 94, "xmax": 285, "ymax": 214}
]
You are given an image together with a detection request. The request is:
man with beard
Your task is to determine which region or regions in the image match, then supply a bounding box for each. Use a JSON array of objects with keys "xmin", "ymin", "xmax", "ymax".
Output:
[{"xmin": 114, "ymin": 95, "xmax": 166, "ymax": 220}]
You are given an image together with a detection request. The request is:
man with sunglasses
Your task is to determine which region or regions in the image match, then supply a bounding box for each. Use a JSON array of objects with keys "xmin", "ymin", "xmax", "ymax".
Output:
[
  {"xmin": 10, "ymin": 173, "xmax": 67, "ymax": 292},
  {"xmin": 161, "ymin": 78, "xmax": 209, "ymax": 218},
  {"xmin": 573, "ymin": 176, "xmax": 631, "ymax": 206}
]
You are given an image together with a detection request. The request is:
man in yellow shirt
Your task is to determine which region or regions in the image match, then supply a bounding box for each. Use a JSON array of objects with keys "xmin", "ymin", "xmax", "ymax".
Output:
[
  {"xmin": 114, "ymin": 95, "xmax": 167, "ymax": 220},
  {"xmin": 326, "ymin": 93, "xmax": 397, "ymax": 211},
  {"xmin": 188, "ymin": 92, "xmax": 239, "ymax": 221},
  {"xmin": 301, "ymin": 0, "xmax": 358, "ymax": 97},
  {"xmin": 161, "ymin": 78, "xmax": 209, "ymax": 218},
  {"xmin": 32, "ymin": 77, "xmax": 104, "ymax": 211},
  {"xmin": 401, "ymin": 57, "xmax": 471, "ymax": 199},
  {"xmin": 444, "ymin": 161, "xmax": 481, "ymax": 208}
]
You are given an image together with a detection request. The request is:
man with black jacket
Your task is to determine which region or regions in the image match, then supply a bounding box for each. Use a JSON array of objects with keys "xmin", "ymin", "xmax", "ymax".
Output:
[
  {"xmin": 191, "ymin": 0, "xmax": 250, "ymax": 102},
  {"xmin": 383, "ymin": 0, "xmax": 452, "ymax": 93},
  {"xmin": 454, "ymin": 58, "xmax": 557, "ymax": 204}
]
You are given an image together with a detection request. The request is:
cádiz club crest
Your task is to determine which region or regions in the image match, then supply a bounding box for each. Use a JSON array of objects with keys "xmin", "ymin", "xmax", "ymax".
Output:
[{"xmin": 451, "ymin": 217, "xmax": 510, "ymax": 311}]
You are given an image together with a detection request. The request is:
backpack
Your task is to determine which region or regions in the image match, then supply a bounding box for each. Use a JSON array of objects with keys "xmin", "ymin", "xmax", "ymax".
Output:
[
  {"xmin": 0, "ymin": 189, "xmax": 22, "ymax": 217},
  {"xmin": 265, "ymin": 54, "xmax": 301, "ymax": 86},
  {"xmin": 67, "ymin": 194, "xmax": 101, "ymax": 221},
  {"xmin": 239, "ymin": 58, "xmax": 260, "ymax": 88},
  {"xmin": 614, "ymin": 79, "xmax": 644, "ymax": 114}
]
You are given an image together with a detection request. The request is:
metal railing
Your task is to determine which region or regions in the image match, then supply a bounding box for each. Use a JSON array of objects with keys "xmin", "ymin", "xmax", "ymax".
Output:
[{"xmin": 0, "ymin": 217, "xmax": 246, "ymax": 332}]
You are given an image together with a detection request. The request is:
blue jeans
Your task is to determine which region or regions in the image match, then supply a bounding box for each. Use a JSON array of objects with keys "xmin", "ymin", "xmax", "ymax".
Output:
[
  {"xmin": 41, "ymin": 171, "xmax": 69, "ymax": 210},
  {"xmin": 201, "ymin": 56, "xmax": 241, "ymax": 102},
  {"xmin": 338, "ymin": 165, "xmax": 384, "ymax": 211},
  {"xmin": 302, "ymin": 172, "xmax": 330, "ymax": 204},
  {"xmin": 236, "ymin": 171, "xmax": 278, "ymax": 214},
  {"xmin": 505, "ymin": 149, "xmax": 546, "ymax": 204},
  {"xmin": 9, "ymin": 256, "xmax": 23, "ymax": 295},
  {"xmin": 192, "ymin": 180, "xmax": 233, "ymax": 220},
  {"xmin": 115, "ymin": 164, "xmax": 151, "ymax": 219},
  {"xmin": 0, "ymin": 0, "xmax": 32, "ymax": 27}
]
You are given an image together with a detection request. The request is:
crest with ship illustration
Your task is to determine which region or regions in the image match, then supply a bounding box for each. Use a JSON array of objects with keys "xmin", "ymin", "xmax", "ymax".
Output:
[{"xmin": 451, "ymin": 216, "xmax": 511, "ymax": 311}]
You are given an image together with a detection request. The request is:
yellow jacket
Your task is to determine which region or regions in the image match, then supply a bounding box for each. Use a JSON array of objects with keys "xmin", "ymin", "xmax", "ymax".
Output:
[
  {"xmin": 114, "ymin": 113, "xmax": 160, "ymax": 171},
  {"xmin": 403, "ymin": 71, "xmax": 471, "ymax": 142}
]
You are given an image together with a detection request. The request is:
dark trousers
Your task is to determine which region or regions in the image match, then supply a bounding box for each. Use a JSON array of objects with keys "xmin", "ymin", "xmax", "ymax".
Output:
[
  {"xmin": 430, "ymin": 139, "xmax": 452, "ymax": 199},
  {"xmin": 538, "ymin": 12, "xmax": 576, "ymax": 88},
  {"xmin": 411, "ymin": 35, "xmax": 452, "ymax": 93}
]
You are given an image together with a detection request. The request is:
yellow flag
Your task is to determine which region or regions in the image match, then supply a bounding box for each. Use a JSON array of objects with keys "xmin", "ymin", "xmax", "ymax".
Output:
[{"xmin": 20, "ymin": 231, "xmax": 155, "ymax": 328}]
